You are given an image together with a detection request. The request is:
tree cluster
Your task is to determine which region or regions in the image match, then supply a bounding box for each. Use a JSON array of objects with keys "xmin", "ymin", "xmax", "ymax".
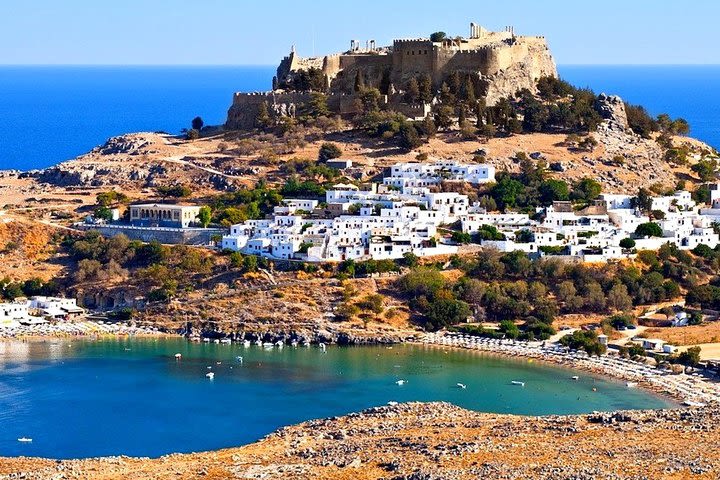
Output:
[{"xmin": 481, "ymin": 153, "xmax": 599, "ymax": 212}]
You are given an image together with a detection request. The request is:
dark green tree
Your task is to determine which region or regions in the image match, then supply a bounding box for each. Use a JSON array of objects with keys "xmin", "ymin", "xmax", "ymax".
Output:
[
  {"xmin": 635, "ymin": 222, "xmax": 663, "ymax": 238},
  {"xmin": 318, "ymin": 142, "xmax": 343, "ymax": 161}
]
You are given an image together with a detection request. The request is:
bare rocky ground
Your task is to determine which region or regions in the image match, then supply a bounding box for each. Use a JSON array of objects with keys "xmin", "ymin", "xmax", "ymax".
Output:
[
  {"xmin": 139, "ymin": 274, "xmax": 417, "ymax": 344},
  {"xmin": 2, "ymin": 402, "xmax": 719, "ymax": 480},
  {"xmin": 1, "ymin": 124, "xmax": 710, "ymax": 215}
]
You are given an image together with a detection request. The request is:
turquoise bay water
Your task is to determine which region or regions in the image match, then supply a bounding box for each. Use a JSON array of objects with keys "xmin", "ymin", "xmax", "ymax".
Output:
[
  {"xmin": 0, "ymin": 65, "xmax": 718, "ymax": 171},
  {"xmin": 0, "ymin": 338, "xmax": 672, "ymax": 459}
]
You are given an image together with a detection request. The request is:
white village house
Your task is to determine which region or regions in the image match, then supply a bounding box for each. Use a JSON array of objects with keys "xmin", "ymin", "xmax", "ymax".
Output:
[
  {"xmin": 221, "ymin": 158, "xmax": 720, "ymax": 263},
  {"xmin": 0, "ymin": 296, "xmax": 85, "ymax": 329},
  {"xmin": 220, "ymin": 161, "xmax": 492, "ymax": 261}
]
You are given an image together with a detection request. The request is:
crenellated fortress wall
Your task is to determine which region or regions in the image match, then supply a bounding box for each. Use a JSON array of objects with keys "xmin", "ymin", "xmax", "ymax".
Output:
[{"xmin": 226, "ymin": 23, "xmax": 557, "ymax": 129}]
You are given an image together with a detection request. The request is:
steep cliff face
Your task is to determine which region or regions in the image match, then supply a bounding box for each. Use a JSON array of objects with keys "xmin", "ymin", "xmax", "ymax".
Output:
[
  {"xmin": 483, "ymin": 42, "xmax": 557, "ymax": 104},
  {"xmin": 227, "ymin": 29, "xmax": 558, "ymax": 129}
]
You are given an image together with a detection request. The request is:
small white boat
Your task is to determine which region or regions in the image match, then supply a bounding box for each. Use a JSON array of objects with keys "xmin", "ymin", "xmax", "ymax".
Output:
[
  {"xmin": 203, "ymin": 338, "xmax": 210, "ymax": 343},
  {"xmin": 213, "ymin": 339, "xmax": 220, "ymax": 344},
  {"xmin": 236, "ymin": 356, "xmax": 243, "ymax": 364},
  {"xmin": 254, "ymin": 340, "xmax": 262, "ymax": 346},
  {"xmin": 456, "ymin": 383, "xmax": 467, "ymax": 389},
  {"xmin": 275, "ymin": 341, "xmax": 284, "ymax": 348},
  {"xmin": 17, "ymin": 437, "xmax": 32, "ymax": 443},
  {"xmin": 291, "ymin": 340, "xmax": 298, "ymax": 347},
  {"xmin": 205, "ymin": 372, "xmax": 215, "ymax": 379},
  {"xmin": 571, "ymin": 375, "xmax": 579, "ymax": 381},
  {"xmin": 626, "ymin": 382, "xmax": 638, "ymax": 388},
  {"xmin": 220, "ymin": 338, "xmax": 231, "ymax": 344},
  {"xmin": 396, "ymin": 379, "xmax": 406, "ymax": 386},
  {"xmin": 174, "ymin": 353, "xmax": 182, "ymax": 359},
  {"xmin": 683, "ymin": 399, "xmax": 707, "ymax": 407},
  {"xmin": 387, "ymin": 401, "xmax": 398, "ymax": 406},
  {"xmin": 511, "ymin": 381, "xmax": 525, "ymax": 387},
  {"xmin": 319, "ymin": 342, "xmax": 327, "ymax": 352},
  {"xmin": 243, "ymin": 340, "xmax": 251, "ymax": 347}
]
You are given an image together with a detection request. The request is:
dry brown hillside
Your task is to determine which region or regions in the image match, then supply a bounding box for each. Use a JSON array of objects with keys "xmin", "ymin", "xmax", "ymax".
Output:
[{"xmin": 1, "ymin": 124, "xmax": 714, "ymax": 223}]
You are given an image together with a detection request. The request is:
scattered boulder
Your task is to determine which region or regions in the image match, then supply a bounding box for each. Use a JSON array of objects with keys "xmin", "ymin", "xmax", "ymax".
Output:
[{"xmin": 595, "ymin": 93, "xmax": 629, "ymax": 131}]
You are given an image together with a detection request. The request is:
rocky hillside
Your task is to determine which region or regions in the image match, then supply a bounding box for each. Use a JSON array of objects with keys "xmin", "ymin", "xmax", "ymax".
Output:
[
  {"xmin": 3, "ymin": 402, "xmax": 718, "ymax": 479},
  {"xmin": 9, "ymin": 112, "xmax": 712, "ymax": 207}
]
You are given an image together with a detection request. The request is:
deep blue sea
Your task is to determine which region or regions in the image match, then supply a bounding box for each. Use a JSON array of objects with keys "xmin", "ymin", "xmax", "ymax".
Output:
[
  {"xmin": 0, "ymin": 340, "xmax": 672, "ymax": 458},
  {"xmin": 0, "ymin": 65, "xmax": 718, "ymax": 172},
  {"xmin": 0, "ymin": 66, "xmax": 274, "ymax": 171}
]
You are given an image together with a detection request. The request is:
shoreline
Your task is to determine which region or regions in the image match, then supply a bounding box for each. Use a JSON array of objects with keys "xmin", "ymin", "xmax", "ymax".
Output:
[
  {"xmin": 0, "ymin": 320, "xmax": 171, "ymax": 342},
  {"xmin": 418, "ymin": 331, "xmax": 720, "ymax": 405},
  {"xmin": 410, "ymin": 339, "xmax": 680, "ymax": 406},
  {"xmin": 3, "ymin": 321, "xmax": 718, "ymax": 405}
]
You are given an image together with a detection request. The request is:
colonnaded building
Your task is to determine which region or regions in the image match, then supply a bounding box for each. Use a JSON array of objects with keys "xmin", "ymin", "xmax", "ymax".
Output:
[{"xmin": 226, "ymin": 23, "xmax": 556, "ymax": 129}]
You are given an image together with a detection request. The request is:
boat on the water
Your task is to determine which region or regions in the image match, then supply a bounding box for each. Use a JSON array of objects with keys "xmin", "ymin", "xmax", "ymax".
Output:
[
  {"xmin": 456, "ymin": 383, "xmax": 467, "ymax": 389},
  {"xmin": 174, "ymin": 353, "xmax": 182, "ymax": 359},
  {"xmin": 205, "ymin": 372, "xmax": 215, "ymax": 379},
  {"xmin": 511, "ymin": 381, "xmax": 525, "ymax": 387},
  {"xmin": 396, "ymin": 379, "xmax": 406, "ymax": 386},
  {"xmin": 17, "ymin": 437, "xmax": 32, "ymax": 443},
  {"xmin": 571, "ymin": 376, "xmax": 579, "ymax": 381},
  {"xmin": 626, "ymin": 382, "xmax": 638, "ymax": 388}
]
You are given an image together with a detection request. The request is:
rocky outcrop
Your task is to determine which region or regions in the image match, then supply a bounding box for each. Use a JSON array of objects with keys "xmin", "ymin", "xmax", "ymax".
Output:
[
  {"xmin": 595, "ymin": 93, "xmax": 629, "ymax": 131},
  {"xmin": 483, "ymin": 44, "xmax": 558, "ymax": 105},
  {"xmin": 6, "ymin": 402, "xmax": 720, "ymax": 479},
  {"xmin": 35, "ymin": 166, "xmax": 95, "ymax": 186},
  {"xmin": 94, "ymin": 134, "xmax": 156, "ymax": 155}
]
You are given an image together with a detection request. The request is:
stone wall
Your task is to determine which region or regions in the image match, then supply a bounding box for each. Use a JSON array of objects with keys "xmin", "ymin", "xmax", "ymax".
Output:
[
  {"xmin": 226, "ymin": 25, "xmax": 558, "ymax": 128},
  {"xmin": 226, "ymin": 91, "xmax": 314, "ymax": 130},
  {"xmin": 84, "ymin": 224, "xmax": 226, "ymax": 246}
]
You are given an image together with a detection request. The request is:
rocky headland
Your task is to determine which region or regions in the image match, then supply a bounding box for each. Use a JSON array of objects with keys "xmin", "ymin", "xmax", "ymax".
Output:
[{"xmin": 2, "ymin": 402, "xmax": 719, "ymax": 479}]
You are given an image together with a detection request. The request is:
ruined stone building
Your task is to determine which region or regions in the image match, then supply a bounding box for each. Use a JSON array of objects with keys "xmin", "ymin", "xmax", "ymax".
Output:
[{"xmin": 226, "ymin": 23, "xmax": 556, "ymax": 130}]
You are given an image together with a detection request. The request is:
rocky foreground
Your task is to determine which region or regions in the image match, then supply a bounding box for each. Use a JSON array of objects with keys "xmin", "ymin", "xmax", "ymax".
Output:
[{"xmin": 2, "ymin": 402, "xmax": 719, "ymax": 480}]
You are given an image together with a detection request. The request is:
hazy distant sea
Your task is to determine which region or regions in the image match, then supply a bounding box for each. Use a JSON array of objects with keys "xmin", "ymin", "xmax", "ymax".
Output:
[{"xmin": 0, "ymin": 65, "xmax": 718, "ymax": 171}]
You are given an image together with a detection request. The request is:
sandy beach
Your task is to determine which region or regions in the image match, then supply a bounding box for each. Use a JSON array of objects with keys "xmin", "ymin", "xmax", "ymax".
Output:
[{"xmin": 419, "ymin": 331, "xmax": 720, "ymax": 405}]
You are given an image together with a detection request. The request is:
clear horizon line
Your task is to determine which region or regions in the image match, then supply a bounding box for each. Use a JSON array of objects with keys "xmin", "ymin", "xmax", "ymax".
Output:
[{"xmin": 1, "ymin": 62, "xmax": 720, "ymax": 67}]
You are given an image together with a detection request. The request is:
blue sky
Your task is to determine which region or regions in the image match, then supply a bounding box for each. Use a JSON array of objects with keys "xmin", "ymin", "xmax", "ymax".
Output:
[{"xmin": 3, "ymin": 0, "xmax": 719, "ymax": 65}]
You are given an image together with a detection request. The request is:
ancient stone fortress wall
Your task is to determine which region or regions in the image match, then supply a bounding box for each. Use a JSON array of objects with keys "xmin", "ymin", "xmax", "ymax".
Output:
[
  {"xmin": 226, "ymin": 23, "xmax": 558, "ymax": 128},
  {"xmin": 391, "ymin": 39, "xmax": 435, "ymax": 79},
  {"xmin": 332, "ymin": 53, "xmax": 393, "ymax": 93},
  {"xmin": 226, "ymin": 91, "xmax": 316, "ymax": 130}
]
